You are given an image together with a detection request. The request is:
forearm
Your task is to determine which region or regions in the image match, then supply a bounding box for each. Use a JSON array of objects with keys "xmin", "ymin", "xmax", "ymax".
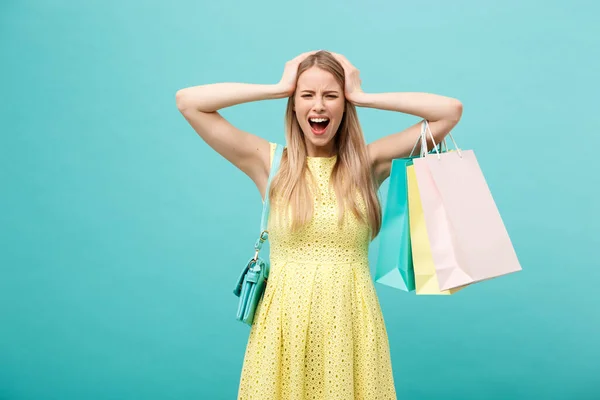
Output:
[
  {"xmin": 176, "ymin": 83, "xmax": 288, "ymax": 113},
  {"xmin": 352, "ymin": 92, "xmax": 462, "ymax": 122}
]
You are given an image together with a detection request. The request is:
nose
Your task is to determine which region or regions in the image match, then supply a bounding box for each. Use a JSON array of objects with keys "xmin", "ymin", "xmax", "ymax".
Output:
[{"xmin": 312, "ymin": 96, "xmax": 325, "ymax": 112}]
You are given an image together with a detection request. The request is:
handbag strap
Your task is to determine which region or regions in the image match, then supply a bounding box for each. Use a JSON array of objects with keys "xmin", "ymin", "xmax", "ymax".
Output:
[{"xmin": 253, "ymin": 143, "xmax": 284, "ymax": 258}]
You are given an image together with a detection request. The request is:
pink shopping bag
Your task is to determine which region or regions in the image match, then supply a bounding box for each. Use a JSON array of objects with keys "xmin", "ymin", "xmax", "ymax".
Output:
[{"xmin": 412, "ymin": 120, "xmax": 522, "ymax": 291}]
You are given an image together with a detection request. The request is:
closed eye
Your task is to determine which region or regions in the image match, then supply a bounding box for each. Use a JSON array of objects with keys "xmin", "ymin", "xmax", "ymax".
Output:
[{"xmin": 301, "ymin": 94, "xmax": 338, "ymax": 99}]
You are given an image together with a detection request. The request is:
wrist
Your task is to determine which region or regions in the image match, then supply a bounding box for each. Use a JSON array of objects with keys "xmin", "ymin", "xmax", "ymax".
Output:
[
  {"xmin": 348, "ymin": 91, "xmax": 370, "ymax": 107},
  {"xmin": 270, "ymin": 83, "xmax": 293, "ymax": 99}
]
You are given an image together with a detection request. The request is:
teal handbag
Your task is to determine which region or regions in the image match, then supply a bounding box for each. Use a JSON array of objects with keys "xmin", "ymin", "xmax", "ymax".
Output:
[{"xmin": 233, "ymin": 143, "xmax": 284, "ymax": 325}]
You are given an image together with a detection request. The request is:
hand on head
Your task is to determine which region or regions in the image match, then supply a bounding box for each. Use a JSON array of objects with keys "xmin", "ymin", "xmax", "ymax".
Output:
[
  {"xmin": 277, "ymin": 51, "xmax": 319, "ymax": 97},
  {"xmin": 331, "ymin": 52, "xmax": 363, "ymax": 103},
  {"xmin": 277, "ymin": 50, "xmax": 364, "ymax": 104}
]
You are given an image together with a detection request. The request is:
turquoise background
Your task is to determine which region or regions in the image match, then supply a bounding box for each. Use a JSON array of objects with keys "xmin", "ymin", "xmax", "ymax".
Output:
[{"xmin": 1, "ymin": 1, "xmax": 598, "ymax": 399}]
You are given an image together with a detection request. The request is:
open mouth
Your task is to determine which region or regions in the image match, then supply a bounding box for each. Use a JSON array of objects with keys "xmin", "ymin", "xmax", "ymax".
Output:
[{"xmin": 308, "ymin": 117, "xmax": 330, "ymax": 135}]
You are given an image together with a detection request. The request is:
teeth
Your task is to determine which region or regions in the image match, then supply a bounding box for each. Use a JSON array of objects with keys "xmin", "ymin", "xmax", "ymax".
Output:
[{"xmin": 309, "ymin": 117, "xmax": 329, "ymax": 123}]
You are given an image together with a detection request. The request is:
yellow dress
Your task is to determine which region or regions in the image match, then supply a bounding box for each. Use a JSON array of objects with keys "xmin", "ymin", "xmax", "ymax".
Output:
[{"xmin": 237, "ymin": 142, "xmax": 397, "ymax": 400}]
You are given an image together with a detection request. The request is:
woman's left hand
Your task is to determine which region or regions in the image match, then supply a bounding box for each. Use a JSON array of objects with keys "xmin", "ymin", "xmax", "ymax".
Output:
[{"xmin": 332, "ymin": 53, "xmax": 365, "ymax": 105}]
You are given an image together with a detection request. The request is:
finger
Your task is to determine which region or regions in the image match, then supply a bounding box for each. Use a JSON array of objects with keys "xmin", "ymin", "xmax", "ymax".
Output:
[
  {"xmin": 330, "ymin": 52, "xmax": 344, "ymax": 66},
  {"xmin": 301, "ymin": 51, "xmax": 317, "ymax": 60},
  {"xmin": 332, "ymin": 52, "xmax": 352, "ymax": 70},
  {"xmin": 340, "ymin": 55, "xmax": 354, "ymax": 69},
  {"xmin": 333, "ymin": 52, "xmax": 348, "ymax": 63},
  {"xmin": 295, "ymin": 50, "xmax": 317, "ymax": 60}
]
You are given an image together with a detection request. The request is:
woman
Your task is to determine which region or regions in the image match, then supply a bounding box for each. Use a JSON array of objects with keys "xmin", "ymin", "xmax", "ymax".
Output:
[{"xmin": 176, "ymin": 50, "xmax": 462, "ymax": 399}]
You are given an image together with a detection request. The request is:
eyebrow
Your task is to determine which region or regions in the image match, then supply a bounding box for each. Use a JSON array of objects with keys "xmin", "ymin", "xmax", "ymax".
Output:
[{"xmin": 300, "ymin": 90, "xmax": 340, "ymax": 94}]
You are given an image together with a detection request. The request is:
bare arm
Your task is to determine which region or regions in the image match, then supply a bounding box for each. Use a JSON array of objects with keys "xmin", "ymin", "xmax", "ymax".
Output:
[
  {"xmin": 331, "ymin": 53, "xmax": 463, "ymax": 186},
  {"xmin": 175, "ymin": 84, "xmax": 285, "ymax": 200},
  {"xmin": 175, "ymin": 51, "xmax": 317, "ymax": 200},
  {"xmin": 356, "ymin": 92, "xmax": 463, "ymax": 184},
  {"xmin": 353, "ymin": 91, "xmax": 462, "ymax": 124},
  {"xmin": 175, "ymin": 83, "xmax": 288, "ymax": 113},
  {"xmin": 355, "ymin": 90, "xmax": 463, "ymax": 156}
]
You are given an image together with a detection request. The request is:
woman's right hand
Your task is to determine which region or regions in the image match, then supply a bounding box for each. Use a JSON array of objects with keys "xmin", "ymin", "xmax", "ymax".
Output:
[{"xmin": 277, "ymin": 51, "xmax": 318, "ymax": 97}]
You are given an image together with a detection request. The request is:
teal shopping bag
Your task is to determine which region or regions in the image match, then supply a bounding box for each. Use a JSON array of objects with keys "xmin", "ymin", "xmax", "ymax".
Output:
[{"xmin": 374, "ymin": 158, "xmax": 415, "ymax": 291}]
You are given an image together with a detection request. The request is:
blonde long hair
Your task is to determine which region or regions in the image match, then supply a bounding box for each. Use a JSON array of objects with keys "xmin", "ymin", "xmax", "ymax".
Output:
[{"xmin": 268, "ymin": 51, "xmax": 382, "ymax": 241}]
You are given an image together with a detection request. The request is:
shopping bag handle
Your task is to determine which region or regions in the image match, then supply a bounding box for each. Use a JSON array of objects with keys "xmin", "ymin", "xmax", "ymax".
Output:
[{"xmin": 409, "ymin": 120, "xmax": 463, "ymax": 159}]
